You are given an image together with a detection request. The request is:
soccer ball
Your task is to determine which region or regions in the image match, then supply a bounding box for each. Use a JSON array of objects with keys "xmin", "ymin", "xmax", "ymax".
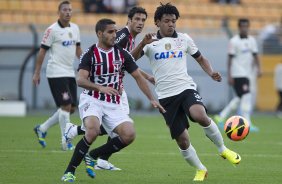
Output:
[{"xmin": 224, "ymin": 115, "xmax": 250, "ymax": 141}]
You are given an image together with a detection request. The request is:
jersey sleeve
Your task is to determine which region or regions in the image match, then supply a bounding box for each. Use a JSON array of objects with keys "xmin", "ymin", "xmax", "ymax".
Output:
[
  {"xmin": 75, "ymin": 24, "xmax": 81, "ymax": 46},
  {"xmin": 78, "ymin": 48, "xmax": 92, "ymax": 71},
  {"xmin": 121, "ymin": 49, "xmax": 138, "ymax": 74},
  {"xmin": 41, "ymin": 27, "xmax": 54, "ymax": 47},
  {"xmin": 142, "ymin": 44, "xmax": 149, "ymax": 57},
  {"xmin": 228, "ymin": 38, "xmax": 236, "ymax": 56},
  {"xmin": 251, "ymin": 37, "xmax": 258, "ymax": 54},
  {"xmin": 184, "ymin": 34, "xmax": 199, "ymax": 55},
  {"xmin": 115, "ymin": 31, "xmax": 128, "ymax": 49}
]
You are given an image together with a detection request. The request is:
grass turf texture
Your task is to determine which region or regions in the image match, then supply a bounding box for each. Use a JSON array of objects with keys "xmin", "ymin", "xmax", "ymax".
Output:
[{"xmin": 0, "ymin": 114, "xmax": 281, "ymax": 184}]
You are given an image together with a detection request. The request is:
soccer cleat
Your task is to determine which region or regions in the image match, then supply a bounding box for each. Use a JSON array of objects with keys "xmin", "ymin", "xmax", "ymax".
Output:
[
  {"xmin": 94, "ymin": 158, "xmax": 121, "ymax": 171},
  {"xmin": 62, "ymin": 123, "xmax": 77, "ymax": 151},
  {"xmin": 220, "ymin": 148, "xmax": 241, "ymax": 164},
  {"xmin": 84, "ymin": 153, "xmax": 96, "ymax": 178},
  {"xmin": 250, "ymin": 124, "xmax": 259, "ymax": 132},
  {"xmin": 61, "ymin": 137, "xmax": 75, "ymax": 151},
  {"xmin": 61, "ymin": 172, "xmax": 76, "ymax": 182},
  {"xmin": 33, "ymin": 125, "xmax": 47, "ymax": 148},
  {"xmin": 193, "ymin": 169, "xmax": 208, "ymax": 181}
]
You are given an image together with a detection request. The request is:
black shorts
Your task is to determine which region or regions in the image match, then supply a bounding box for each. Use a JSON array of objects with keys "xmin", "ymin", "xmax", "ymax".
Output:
[
  {"xmin": 233, "ymin": 77, "xmax": 250, "ymax": 97},
  {"xmin": 159, "ymin": 89, "xmax": 206, "ymax": 139},
  {"xmin": 48, "ymin": 77, "xmax": 77, "ymax": 107}
]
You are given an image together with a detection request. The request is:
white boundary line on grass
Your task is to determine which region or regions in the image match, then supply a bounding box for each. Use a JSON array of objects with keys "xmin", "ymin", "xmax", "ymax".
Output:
[{"xmin": 0, "ymin": 149, "xmax": 282, "ymax": 158}]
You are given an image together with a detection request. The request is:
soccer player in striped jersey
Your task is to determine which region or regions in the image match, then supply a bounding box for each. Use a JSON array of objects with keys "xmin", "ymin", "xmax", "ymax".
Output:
[
  {"xmin": 61, "ymin": 18, "xmax": 165, "ymax": 182},
  {"xmin": 131, "ymin": 3, "xmax": 241, "ymax": 181},
  {"xmin": 63, "ymin": 7, "xmax": 156, "ymax": 170},
  {"xmin": 32, "ymin": 1, "xmax": 82, "ymax": 151}
]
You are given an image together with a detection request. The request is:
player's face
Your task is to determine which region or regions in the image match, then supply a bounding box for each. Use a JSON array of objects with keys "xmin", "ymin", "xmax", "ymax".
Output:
[
  {"xmin": 100, "ymin": 24, "xmax": 117, "ymax": 48},
  {"xmin": 239, "ymin": 22, "xmax": 249, "ymax": 36},
  {"xmin": 157, "ymin": 14, "xmax": 176, "ymax": 37},
  {"xmin": 128, "ymin": 13, "xmax": 147, "ymax": 35},
  {"xmin": 58, "ymin": 4, "xmax": 72, "ymax": 22}
]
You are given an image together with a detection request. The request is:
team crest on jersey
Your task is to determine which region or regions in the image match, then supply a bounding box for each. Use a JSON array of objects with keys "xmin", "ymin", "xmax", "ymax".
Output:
[
  {"xmin": 175, "ymin": 38, "xmax": 184, "ymax": 48},
  {"xmin": 113, "ymin": 60, "xmax": 122, "ymax": 72},
  {"xmin": 165, "ymin": 43, "xmax": 171, "ymax": 50},
  {"xmin": 68, "ymin": 32, "xmax": 72, "ymax": 38}
]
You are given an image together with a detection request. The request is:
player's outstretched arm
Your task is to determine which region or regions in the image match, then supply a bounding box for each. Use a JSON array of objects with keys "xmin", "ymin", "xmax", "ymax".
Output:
[
  {"xmin": 139, "ymin": 69, "xmax": 155, "ymax": 85},
  {"xmin": 32, "ymin": 48, "xmax": 47, "ymax": 86},
  {"xmin": 131, "ymin": 33, "xmax": 157, "ymax": 60},
  {"xmin": 194, "ymin": 54, "xmax": 222, "ymax": 82},
  {"xmin": 130, "ymin": 69, "xmax": 165, "ymax": 113}
]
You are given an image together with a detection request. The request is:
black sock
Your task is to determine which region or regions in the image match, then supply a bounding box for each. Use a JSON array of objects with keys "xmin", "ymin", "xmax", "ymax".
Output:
[
  {"xmin": 89, "ymin": 137, "xmax": 127, "ymax": 160},
  {"xmin": 77, "ymin": 126, "xmax": 85, "ymax": 135},
  {"xmin": 99, "ymin": 136, "xmax": 112, "ymax": 160},
  {"xmin": 65, "ymin": 136, "xmax": 90, "ymax": 174}
]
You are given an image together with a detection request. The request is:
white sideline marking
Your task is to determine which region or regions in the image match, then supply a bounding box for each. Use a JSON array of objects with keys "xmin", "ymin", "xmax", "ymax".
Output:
[{"xmin": 0, "ymin": 149, "xmax": 281, "ymax": 158}]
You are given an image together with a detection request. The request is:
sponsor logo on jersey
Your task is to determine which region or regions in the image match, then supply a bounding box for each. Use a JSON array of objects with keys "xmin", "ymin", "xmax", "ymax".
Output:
[
  {"xmin": 115, "ymin": 33, "xmax": 126, "ymax": 44},
  {"xmin": 154, "ymin": 50, "xmax": 183, "ymax": 60},
  {"xmin": 62, "ymin": 40, "xmax": 76, "ymax": 46}
]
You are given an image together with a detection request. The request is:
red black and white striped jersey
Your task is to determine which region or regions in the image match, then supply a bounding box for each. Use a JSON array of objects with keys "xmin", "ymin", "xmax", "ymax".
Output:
[
  {"xmin": 115, "ymin": 26, "xmax": 136, "ymax": 89},
  {"xmin": 115, "ymin": 26, "xmax": 135, "ymax": 52},
  {"xmin": 78, "ymin": 44, "xmax": 138, "ymax": 104}
]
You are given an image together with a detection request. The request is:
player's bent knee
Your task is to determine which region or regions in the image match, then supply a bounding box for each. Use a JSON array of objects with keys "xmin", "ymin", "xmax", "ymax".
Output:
[{"xmin": 120, "ymin": 130, "xmax": 136, "ymax": 145}]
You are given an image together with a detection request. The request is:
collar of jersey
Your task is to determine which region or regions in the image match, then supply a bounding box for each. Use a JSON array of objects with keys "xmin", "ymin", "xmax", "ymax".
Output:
[
  {"xmin": 57, "ymin": 20, "xmax": 70, "ymax": 28},
  {"xmin": 157, "ymin": 30, "xmax": 178, "ymax": 39}
]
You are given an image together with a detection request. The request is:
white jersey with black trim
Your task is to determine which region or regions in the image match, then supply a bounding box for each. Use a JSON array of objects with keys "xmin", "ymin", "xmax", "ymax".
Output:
[
  {"xmin": 143, "ymin": 32, "xmax": 199, "ymax": 99},
  {"xmin": 41, "ymin": 21, "xmax": 80, "ymax": 78},
  {"xmin": 228, "ymin": 34, "xmax": 258, "ymax": 78}
]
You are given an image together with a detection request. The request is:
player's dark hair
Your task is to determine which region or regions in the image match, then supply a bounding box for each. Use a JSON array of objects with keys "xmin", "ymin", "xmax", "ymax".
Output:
[
  {"xmin": 238, "ymin": 18, "xmax": 250, "ymax": 27},
  {"xmin": 58, "ymin": 1, "xmax": 71, "ymax": 11},
  {"xmin": 128, "ymin": 7, "xmax": 148, "ymax": 19},
  {"xmin": 95, "ymin": 19, "xmax": 116, "ymax": 33},
  {"xmin": 154, "ymin": 3, "xmax": 180, "ymax": 24}
]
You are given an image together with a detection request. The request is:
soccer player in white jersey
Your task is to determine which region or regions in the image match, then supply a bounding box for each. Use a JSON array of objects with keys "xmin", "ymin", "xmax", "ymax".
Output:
[
  {"xmin": 214, "ymin": 18, "xmax": 262, "ymax": 132},
  {"xmin": 61, "ymin": 18, "xmax": 165, "ymax": 182},
  {"xmin": 32, "ymin": 1, "xmax": 82, "ymax": 151},
  {"xmin": 131, "ymin": 3, "xmax": 241, "ymax": 181}
]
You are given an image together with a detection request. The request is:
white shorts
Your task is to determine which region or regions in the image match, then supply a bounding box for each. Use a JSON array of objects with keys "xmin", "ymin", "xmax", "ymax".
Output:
[
  {"xmin": 120, "ymin": 90, "xmax": 130, "ymax": 115},
  {"xmin": 79, "ymin": 93, "xmax": 133, "ymax": 138}
]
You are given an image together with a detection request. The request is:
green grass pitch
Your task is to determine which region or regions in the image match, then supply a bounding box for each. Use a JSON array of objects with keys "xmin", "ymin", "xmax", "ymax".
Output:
[{"xmin": 0, "ymin": 114, "xmax": 281, "ymax": 184}]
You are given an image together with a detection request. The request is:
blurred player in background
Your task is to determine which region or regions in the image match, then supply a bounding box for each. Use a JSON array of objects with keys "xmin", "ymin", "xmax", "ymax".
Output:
[
  {"xmin": 32, "ymin": 1, "xmax": 82, "ymax": 150},
  {"xmin": 61, "ymin": 18, "xmax": 165, "ymax": 182},
  {"xmin": 274, "ymin": 61, "xmax": 282, "ymax": 118},
  {"xmin": 64, "ymin": 6, "xmax": 154, "ymax": 170},
  {"xmin": 131, "ymin": 3, "xmax": 241, "ymax": 182},
  {"xmin": 214, "ymin": 18, "xmax": 262, "ymax": 132}
]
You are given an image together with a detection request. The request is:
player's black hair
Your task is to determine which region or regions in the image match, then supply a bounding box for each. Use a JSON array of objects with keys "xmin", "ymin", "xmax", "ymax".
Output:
[
  {"xmin": 128, "ymin": 7, "xmax": 148, "ymax": 19},
  {"xmin": 238, "ymin": 18, "xmax": 250, "ymax": 27},
  {"xmin": 58, "ymin": 1, "xmax": 71, "ymax": 11},
  {"xmin": 95, "ymin": 19, "xmax": 116, "ymax": 33},
  {"xmin": 154, "ymin": 3, "xmax": 180, "ymax": 24}
]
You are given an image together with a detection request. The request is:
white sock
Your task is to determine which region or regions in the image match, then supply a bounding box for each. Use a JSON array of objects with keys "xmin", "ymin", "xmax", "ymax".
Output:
[
  {"xmin": 179, "ymin": 144, "xmax": 207, "ymax": 171},
  {"xmin": 240, "ymin": 93, "xmax": 253, "ymax": 125},
  {"xmin": 203, "ymin": 119, "xmax": 227, "ymax": 153},
  {"xmin": 39, "ymin": 109, "xmax": 59, "ymax": 132},
  {"xmin": 219, "ymin": 97, "xmax": 240, "ymax": 119},
  {"xmin": 58, "ymin": 108, "xmax": 70, "ymax": 137}
]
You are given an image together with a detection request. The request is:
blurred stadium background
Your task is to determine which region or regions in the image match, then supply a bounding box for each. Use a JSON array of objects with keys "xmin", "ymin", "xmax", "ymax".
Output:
[{"xmin": 0, "ymin": 0, "xmax": 281, "ymax": 115}]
